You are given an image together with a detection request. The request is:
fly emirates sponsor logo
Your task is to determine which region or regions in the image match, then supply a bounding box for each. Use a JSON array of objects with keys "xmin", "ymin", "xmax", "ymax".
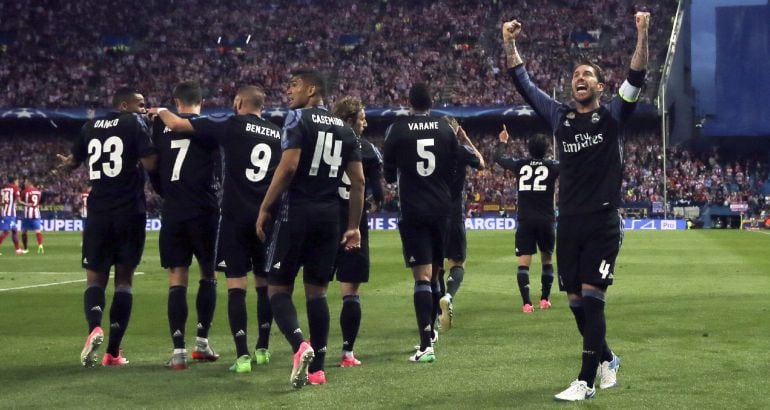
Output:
[{"xmin": 562, "ymin": 133, "xmax": 603, "ymax": 154}]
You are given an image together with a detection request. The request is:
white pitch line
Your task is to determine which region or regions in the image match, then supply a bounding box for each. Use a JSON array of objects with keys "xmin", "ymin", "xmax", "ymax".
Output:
[{"xmin": 0, "ymin": 272, "xmax": 145, "ymax": 292}]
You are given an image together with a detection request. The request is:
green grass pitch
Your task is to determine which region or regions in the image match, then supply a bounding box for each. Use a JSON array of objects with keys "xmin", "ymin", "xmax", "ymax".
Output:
[{"xmin": 1, "ymin": 230, "xmax": 768, "ymax": 409}]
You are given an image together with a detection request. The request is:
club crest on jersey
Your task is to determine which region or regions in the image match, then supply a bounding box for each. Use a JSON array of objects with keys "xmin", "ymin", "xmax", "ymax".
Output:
[
  {"xmin": 591, "ymin": 113, "xmax": 601, "ymax": 123},
  {"xmin": 566, "ymin": 112, "xmax": 575, "ymax": 119},
  {"xmin": 563, "ymin": 119, "xmax": 571, "ymax": 127}
]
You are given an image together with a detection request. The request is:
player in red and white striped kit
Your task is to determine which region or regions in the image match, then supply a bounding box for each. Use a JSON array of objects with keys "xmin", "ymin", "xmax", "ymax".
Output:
[
  {"xmin": 0, "ymin": 177, "xmax": 22, "ymax": 256},
  {"xmin": 20, "ymin": 180, "xmax": 44, "ymax": 254}
]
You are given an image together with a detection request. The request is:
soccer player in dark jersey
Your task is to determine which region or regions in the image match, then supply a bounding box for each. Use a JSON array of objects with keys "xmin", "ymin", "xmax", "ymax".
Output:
[
  {"xmin": 495, "ymin": 128, "xmax": 559, "ymax": 313},
  {"xmin": 149, "ymin": 82, "xmax": 220, "ymax": 370},
  {"xmin": 382, "ymin": 84, "xmax": 459, "ymax": 363},
  {"xmin": 256, "ymin": 69, "xmax": 364, "ymax": 388},
  {"xmin": 331, "ymin": 96, "xmax": 384, "ymax": 367},
  {"xmin": 503, "ymin": 11, "xmax": 650, "ymax": 401},
  {"xmin": 439, "ymin": 117, "xmax": 485, "ymax": 331},
  {"xmin": 57, "ymin": 87, "xmax": 157, "ymax": 367},
  {"xmin": 150, "ymin": 86, "xmax": 282, "ymax": 374}
]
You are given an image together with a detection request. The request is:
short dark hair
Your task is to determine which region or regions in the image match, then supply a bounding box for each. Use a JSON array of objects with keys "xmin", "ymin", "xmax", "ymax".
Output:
[
  {"xmin": 112, "ymin": 86, "xmax": 140, "ymax": 108},
  {"xmin": 528, "ymin": 134, "xmax": 549, "ymax": 159},
  {"xmin": 237, "ymin": 86, "xmax": 266, "ymax": 109},
  {"xmin": 409, "ymin": 83, "xmax": 432, "ymax": 111},
  {"xmin": 333, "ymin": 96, "xmax": 363, "ymax": 126},
  {"xmin": 574, "ymin": 60, "xmax": 605, "ymax": 84},
  {"xmin": 172, "ymin": 81, "xmax": 203, "ymax": 105},
  {"xmin": 291, "ymin": 68, "xmax": 327, "ymax": 98}
]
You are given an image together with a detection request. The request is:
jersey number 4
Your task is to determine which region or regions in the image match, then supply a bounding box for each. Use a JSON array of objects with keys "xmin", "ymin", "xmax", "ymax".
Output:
[
  {"xmin": 519, "ymin": 165, "xmax": 548, "ymax": 192},
  {"xmin": 310, "ymin": 131, "xmax": 342, "ymax": 177},
  {"xmin": 88, "ymin": 136, "xmax": 123, "ymax": 180}
]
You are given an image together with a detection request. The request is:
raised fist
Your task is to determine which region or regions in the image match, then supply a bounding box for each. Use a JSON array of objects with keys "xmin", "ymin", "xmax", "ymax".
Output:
[
  {"xmin": 635, "ymin": 12, "xmax": 650, "ymax": 32},
  {"xmin": 502, "ymin": 20, "xmax": 522, "ymax": 42}
]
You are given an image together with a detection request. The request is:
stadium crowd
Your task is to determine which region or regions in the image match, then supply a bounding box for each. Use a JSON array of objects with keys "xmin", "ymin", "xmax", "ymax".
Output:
[{"xmin": 0, "ymin": 0, "xmax": 676, "ymax": 109}]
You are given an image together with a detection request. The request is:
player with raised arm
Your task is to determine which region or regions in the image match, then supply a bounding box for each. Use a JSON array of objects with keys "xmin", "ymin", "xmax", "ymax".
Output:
[
  {"xmin": 150, "ymin": 85, "xmax": 282, "ymax": 374},
  {"xmin": 255, "ymin": 69, "xmax": 364, "ymax": 388},
  {"xmin": 382, "ymin": 84, "xmax": 459, "ymax": 363},
  {"xmin": 0, "ymin": 177, "xmax": 22, "ymax": 256},
  {"xmin": 332, "ymin": 97, "xmax": 384, "ymax": 367},
  {"xmin": 494, "ymin": 129, "xmax": 559, "ymax": 313},
  {"xmin": 19, "ymin": 180, "xmax": 45, "ymax": 254},
  {"xmin": 438, "ymin": 117, "xmax": 485, "ymax": 331},
  {"xmin": 57, "ymin": 87, "xmax": 157, "ymax": 367},
  {"xmin": 149, "ymin": 82, "xmax": 220, "ymax": 370},
  {"xmin": 503, "ymin": 12, "xmax": 649, "ymax": 401}
]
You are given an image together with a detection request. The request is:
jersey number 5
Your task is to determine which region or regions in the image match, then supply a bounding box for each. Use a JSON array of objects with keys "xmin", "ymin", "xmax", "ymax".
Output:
[
  {"xmin": 88, "ymin": 136, "xmax": 124, "ymax": 180},
  {"xmin": 416, "ymin": 139, "xmax": 436, "ymax": 176},
  {"xmin": 519, "ymin": 165, "xmax": 548, "ymax": 192}
]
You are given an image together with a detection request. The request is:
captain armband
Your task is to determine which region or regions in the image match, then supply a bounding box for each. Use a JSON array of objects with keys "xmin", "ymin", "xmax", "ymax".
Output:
[{"xmin": 618, "ymin": 80, "xmax": 641, "ymax": 103}]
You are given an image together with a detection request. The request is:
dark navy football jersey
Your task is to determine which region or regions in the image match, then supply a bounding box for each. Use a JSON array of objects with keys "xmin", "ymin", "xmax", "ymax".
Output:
[
  {"xmin": 495, "ymin": 143, "xmax": 559, "ymax": 220},
  {"xmin": 282, "ymin": 106, "xmax": 362, "ymax": 208},
  {"xmin": 338, "ymin": 137, "xmax": 383, "ymax": 208},
  {"xmin": 72, "ymin": 111, "xmax": 154, "ymax": 214},
  {"xmin": 382, "ymin": 115, "xmax": 459, "ymax": 217},
  {"xmin": 510, "ymin": 65, "xmax": 640, "ymax": 216},
  {"xmin": 153, "ymin": 113, "xmax": 218, "ymax": 219},
  {"xmin": 450, "ymin": 144, "xmax": 482, "ymax": 215},
  {"xmin": 190, "ymin": 114, "xmax": 282, "ymax": 219}
]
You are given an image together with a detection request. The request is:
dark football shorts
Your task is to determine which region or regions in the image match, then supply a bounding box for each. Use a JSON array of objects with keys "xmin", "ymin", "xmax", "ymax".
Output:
[
  {"xmin": 215, "ymin": 213, "xmax": 267, "ymax": 279},
  {"xmin": 159, "ymin": 212, "xmax": 217, "ymax": 270},
  {"xmin": 82, "ymin": 212, "xmax": 146, "ymax": 274},
  {"xmin": 515, "ymin": 218, "xmax": 555, "ymax": 256},
  {"xmin": 333, "ymin": 207, "xmax": 370, "ymax": 283},
  {"xmin": 556, "ymin": 209, "xmax": 623, "ymax": 293},
  {"xmin": 267, "ymin": 202, "xmax": 341, "ymax": 287},
  {"xmin": 398, "ymin": 214, "xmax": 449, "ymax": 267},
  {"xmin": 444, "ymin": 212, "xmax": 467, "ymax": 262}
]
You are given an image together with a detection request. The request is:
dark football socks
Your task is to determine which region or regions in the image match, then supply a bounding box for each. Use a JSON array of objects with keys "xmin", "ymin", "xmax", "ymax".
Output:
[
  {"xmin": 541, "ymin": 264, "xmax": 554, "ymax": 300},
  {"xmin": 517, "ymin": 266, "xmax": 531, "ymax": 305},
  {"xmin": 255, "ymin": 286, "xmax": 272, "ymax": 350},
  {"xmin": 569, "ymin": 299, "xmax": 586, "ymax": 335},
  {"xmin": 414, "ymin": 281, "xmax": 433, "ymax": 351},
  {"xmin": 437, "ymin": 268, "xmax": 446, "ymax": 297},
  {"xmin": 84, "ymin": 285, "xmax": 105, "ymax": 331},
  {"xmin": 270, "ymin": 292, "xmax": 303, "ymax": 353},
  {"xmin": 307, "ymin": 296, "xmax": 330, "ymax": 373},
  {"xmin": 578, "ymin": 291, "xmax": 607, "ymax": 387},
  {"xmin": 431, "ymin": 280, "xmax": 441, "ymax": 331},
  {"xmin": 106, "ymin": 287, "xmax": 133, "ymax": 356},
  {"xmin": 196, "ymin": 278, "xmax": 217, "ymax": 339},
  {"xmin": 447, "ymin": 266, "xmax": 465, "ymax": 297},
  {"xmin": 340, "ymin": 295, "xmax": 361, "ymax": 352},
  {"xmin": 168, "ymin": 286, "xmax": 188, "ymax": 349},
  {"xmin": 227, "ymin": 288, "xmax": 249, "ymax": 357}
]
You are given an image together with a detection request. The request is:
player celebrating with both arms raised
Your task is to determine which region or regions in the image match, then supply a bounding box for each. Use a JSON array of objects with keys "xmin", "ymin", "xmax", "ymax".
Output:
[{"xmin": 503, "ymin": 11, "xmax": 650, "ymax": 401}]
